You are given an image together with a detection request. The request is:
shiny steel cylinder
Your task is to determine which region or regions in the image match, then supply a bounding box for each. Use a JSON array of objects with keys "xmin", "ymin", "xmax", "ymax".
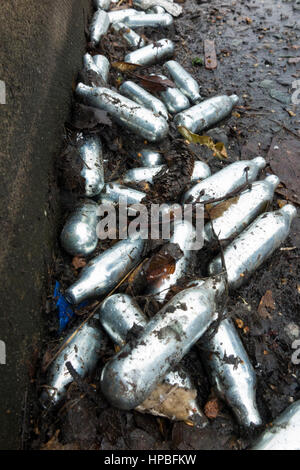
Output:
[
  {"xmin": 65, "ymin": 234, "xmax": 145, "ymax": 304},
  {"xmin": 204, "ymin": 174, "xmax": 280, "ymax": 244},
  {"xmin": 99, "ymin": 293, "xmax": 207, "ymax": 425},
  {"xmin": 108, "ymin": 9, "xmax": 145, "ymax": 24},
  {"xmin": 125, "ymin": 39, "xmax": 175, "ymax": 66},
  {"xmin": 112, "ymin": 22, "xmax": 146, "ymax": 49},
  {"xmin": 60, "ymin": 201, "xmax": 99, "ymax": 256},
  {"xmin": 77, "ymin": 134, "xmax": 105, "ymax": 197},
  {"xmin": 132, "ymin": 149, "xmax": 164, "ymax": 167},
  {"xmin": 164, "ymin": 60, "xmax": 202, "ymax": 103},
  {"xmin": 123, "ymin": 13, "xmax": 173, "ymax": 28},
  {"xmin": 182, "ymin": 156, "xmax": 266, "ymax": 204},
  {"xmin": 90, "ymin": 9, "xmax": 110, "ymax": 45},
  {"xmin": 94, "ymin": 0, "xmax": 111, "ymax": 10},
  {"xmin": 152, "ymin": 73, "xmax": 190, "ymax": 114},
  {"xmin": 149, "ymin": 6, "xmax": 165, "ymax": 14},
  {"xmin": 123, "ymin": 165, "xmax": 165, "ymax": 184},
  {"xmin": 93, "ymin": 55, "xmax": 110, "ymax": 83},
  {"xmin": 100, "ymin": 275, "xmax": 226, "ymax": 409},
  {"xmin": 201, "ymin": 317, "xmax": 262, "ymax": 427},
  {"xmin": 174, "ymin": 94, "xmax": 239, "ymax": 134},
  {"xmin": 98, "ymin": 182, "xmax": 146, "ymax": 205},
  {"xmin": 252, "ymin": 401, "xmax": 300, "ymax": 450},
  {"xmin": 209, "ymin": 204, "xmax": 297, "ymax": 290},
  {"xmin": 120, "ymin": 80, "xmax": 169, "ymax": 121},
  {"xmin": 145, "ymin": 219, "xmax": 197, "ymax": 304},
  {"xmin": 76, "ymin": 83, "xmax": 169, "ymax": 142},
  {"xmin": 40, "ymin": 316, "xmax": 104, "ymax": 407}
]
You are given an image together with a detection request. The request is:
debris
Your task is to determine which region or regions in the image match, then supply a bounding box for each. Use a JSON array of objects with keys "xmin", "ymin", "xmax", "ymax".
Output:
[
  {"xmin": 204, "ymin": 398, "xmax": 220, "ymax": 419},
  {"xmin": 258, "ymin": 290, "xmax": 276, "ymax": 319},
  {"xmin": 53, "ymin": 281, "xmax": 88, "ymax": 332},
  {"xmin": 204, "ymin": 39, "xmax": 218, "ymax": 70},
  {"xmin": 177, "ymin": 127, "xmax": 228, "ymax": 159}
]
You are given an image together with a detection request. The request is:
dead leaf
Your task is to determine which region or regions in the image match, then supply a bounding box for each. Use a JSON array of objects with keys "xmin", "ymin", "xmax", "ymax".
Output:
[
  {"xmin": 146, "ymin": 252, "xmax": 176, "ymax": 281},
  {"xmin": 111, "ymin": 61, "xmax": 143, "ymax": 72},
  {"xmin": 204, "ymin": 398, "xmax": 220, "ymax": 419},
  {"xmin": 72, "ymin": 256, "xmax": 87, "ymax": 269},
  {"xmin": 258, "ymin": 290, "xmax": 276, "ymax": 319},
  {"xmin": 235, "ymin": 318, "xmax": 244, "ymax": 329},
  {"xmin": 136, "ymin": 74, "xmax": 176, "ymax": 93},
  {"xmin": 41, "ymin": 430, "xmax": 80, "ymax": 450},
  {"xmin": 207, "ymin": 195, "xmax": 240, "ymax": 219},
  {"xmin": 178, "ymin": 127, "xmax": 228, "ymax": 159}
]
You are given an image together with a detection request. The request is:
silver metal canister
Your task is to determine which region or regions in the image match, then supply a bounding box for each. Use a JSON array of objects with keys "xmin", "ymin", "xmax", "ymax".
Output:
[
  {"xmin": 119, "ymin": 80, "xmax": 169, "ymax": 121},
  {"xmin": 124, "ymin": 39, "xmax": 175, "ymax": 66},
  {"xmin": 75, "ymin": 83, "xmax": 169, "ymax": 142},
  {"xmin": 251, "ymin": 401, "xmax": 300, "ymax": 450},
  {"xmin": 40, "ymin": 315, "xmax": 104, "ymax": 407},
  {"xmin": 152, "ymin": 73, "xmax": 190, "ymax": 114},
  {"xmin": 174, "ymin": 94, "xmax": 239, "ymax": 134},
  {"xmin": 204, "ymin": 174, "xmax": 280, "ymax": 244},
  {"xmin": 182, "ymin": 156, "xmax": 266, "ymax": 204},
  {"xmin": 108, "ymin": 9, "xmax": 146, "ymax": 24},
  {"xmin": 77, "ymin": 134, "xmax": 105, "ymax": 197},
  {"xmin": 100, "ymin": 275, "xmax": 226, "ymax": 409},
  {"xmin": 98, "ymin": 293, "xmax": 208, "ymax": 425},
  {"xmin": 201, "ymin": 317, "xmax": 262, "ymax": 427},
  {"xmin": 60, "ymin": 201, "xmax": 99, "ymax": 256},
  {"xmin": 97, "ymin": 182, "xmax": 146, "ymax": 205},
  {"xmin": 208, "ymin": 204, "xmax": 297, "ymax": 289},
  {"xmin": 144, "ymin": 219, "xmax": 197, "ymax": 304},
  {"xmin": 111, "ymin": 22, "xmax": 146, "ymax": 49},
  {"xmin": 148, "ymin": 6, "xmax": 165, "ymax": 14},
  {"xmin": 123, "ymin": 13, "xmax": 173, "ymax": 28},
  {"xmin": 94, "ymin": 0, "xmax": 111, "ymax": 10},
  {"xmin": 65, "ymin": 233, "xmax": 145, "ymax": 304},
  {"xmin": 90, "ymin": 9, "xmax": 110, "ymax": 45},
  {"xmin": 83, "ymin": 53, "xmax": 110, "ymax": 84},
  {"xmin": 164, "ymin": 60, "xmax": 202, "ymax": 103}
]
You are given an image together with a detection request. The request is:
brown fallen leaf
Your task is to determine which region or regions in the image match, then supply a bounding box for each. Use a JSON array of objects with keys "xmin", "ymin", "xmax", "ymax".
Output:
[
  {"xmin": 111, "ymin": 61, "xmax": 143, "ymax": 72},
  {"xmin": 178, "ymin": 127, "xmax": 228, "ymax": 159},
  {"xmin": 204, "ymin": 398, "xmax": 220, "ymax": 419},
  {"xmin": 136, "ymin": 74, "xmax": 176, "ymax": 93},
  {"xmin": 72, "ymin": 256, "xmax": 87, "ymax": 269},
  {"xmin": 258, "ymin": 290, "xmax": 276, "ymax": 319},
  {"xmin": 146, "ymin": 252, "xmax": 176, "ymax": 281},
  {"xmin": 207, "ymin": 195, "xmax": 240, "ymax": 220},
  {"xmin": 235, "ymin": 318, "xmax": 244, "ymax": 329}
]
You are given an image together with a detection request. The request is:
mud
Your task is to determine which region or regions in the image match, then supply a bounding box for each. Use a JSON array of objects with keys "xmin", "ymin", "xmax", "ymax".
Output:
[{"xmin": 27, "ymin": 0, "xmax": 300, "ymax": 451}]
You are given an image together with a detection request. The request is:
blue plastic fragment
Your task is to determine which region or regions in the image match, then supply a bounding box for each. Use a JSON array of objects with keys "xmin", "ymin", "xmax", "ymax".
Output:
[{"xmin": 54, "ymin": 281, "xmax": 88, "ymax": 332}]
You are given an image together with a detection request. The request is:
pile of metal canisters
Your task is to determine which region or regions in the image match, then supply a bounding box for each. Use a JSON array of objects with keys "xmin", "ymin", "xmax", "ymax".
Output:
[{"xmin": 41, "ymin": 0, "xmax": 299, "ymax": 450}]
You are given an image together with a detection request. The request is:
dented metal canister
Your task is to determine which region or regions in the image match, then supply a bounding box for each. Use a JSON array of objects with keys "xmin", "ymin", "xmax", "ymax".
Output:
[
  {"xmin": 60, "ymin": 201, "xmax": 99, "ymax": 256},
  {"xmin": 98, "ymin": 293, "xmax": 208, "ymax": 425},
  {"xmin": 76, "ymin": 83, "xmax": 169, "ymax": 142},
  {"xmin": 204, "ymin": 174, "xmax": 280, "ymax": 244},
  {"xmin": 94, "ymin": 0, "xmax": 111, "ymax": 10},
  {"xmin": 111, "ymin": 22, "xmax": 145, "ymax": 49},
  {"xmin": 123, "ymin": 160, "xmax": 210, "ymax": 185},
  {"xmin": 108, "ymin": 9, "xmax": 145, "ymax": 24},
  {"xmin": 97, "ymin": 182, "xmax": 146, "ymax": 205},
  {"xmin": 209, "ymin": 204, "xmax": 297, "ymax": 289},
  {"xmin": 119, "ymin": 80, "xmax": 169, "ymax": 121},
  {"xmin": 132, "ymin": 149, "xmax": 164, "ymax": 167},
  {"xmin": 252, "ymin": 401, "xmax": 300, "ymax": 450},
  {"xmin": 90, "ymin": 9, "xmax": 110, "ymax": 45},
  {"xmin": 100, "ymin": 275, "xmax": 226, "ymax": 409},
  {"xmin": 164, "ymin": 60, "xmax": 202, "ymax": 103},
  {"xmin": 123, "ymin": 13, "xmax": 173, "ymax": 28},
  {"xmin": 182, "ymin": 156, "xmax": 266, "ymax": 204},
  {"xmin": 201, "ymin": 316, "xmax": 262, "ymax": 427},
  {"xmin": 152, "ymin": 73, "xmax": 190, "ymax": 114},
  {"xmin": 174, "ymin": 94, "xmax": 239, "ymax": 134},
  {"xmin": 145, "ymin": 219, "xmax": 197, "ymax": 303},
  {"xmin": 77, "ymin": 134, "xmax": 104, "ymax": 197},
  {"xmin": 125, "ymin": 38, "xmax": 175, "ymax": 66},
  {"xmin": 65, "ymin": 233, "xmax": 145, "ymax": 304},
  {"xmin": 40, "ymin": 315, "xmax": 104, "ymax": 407}
]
